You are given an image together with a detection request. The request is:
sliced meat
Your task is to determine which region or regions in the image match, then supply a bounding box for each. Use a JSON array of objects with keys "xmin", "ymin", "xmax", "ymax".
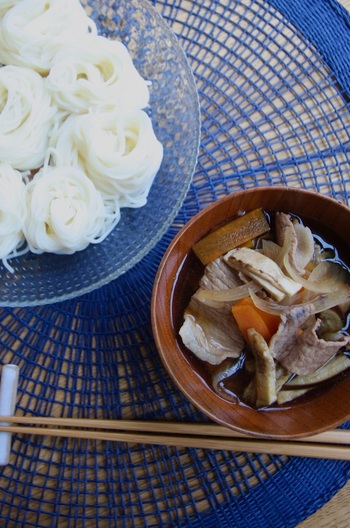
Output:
[
  {"xmin": 179, "ymin": 296, "xmax": 245, "ymax": 365},
  {"xmin": 269, "ymin": 304, "xmax": 314, "ymax": 361},
  {"xmin": 281, "ymin": 319, "xmax": 350, "ymax": 375},
  {"xmin": 199, "ymin": 256, "xmax": 243, "ymax": 291},
  {"xmin": 195, "ymin": 256, "xmax": 246, "ymax": 313}
]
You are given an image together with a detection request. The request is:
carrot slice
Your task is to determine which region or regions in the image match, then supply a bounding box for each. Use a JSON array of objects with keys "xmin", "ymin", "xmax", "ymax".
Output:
[
  {"xmin": 193, "ymin": 208, "xmax": 270, "ymax": 265},
  {"xmin": 231, "ymin": 297, "xmax": 281, "ymax": 342}
]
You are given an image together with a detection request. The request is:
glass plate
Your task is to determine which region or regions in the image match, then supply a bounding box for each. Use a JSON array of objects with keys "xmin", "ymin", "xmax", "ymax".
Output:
[{"xmin": 0, "ymin": 0, "xmax": 200, "ymax": 307}]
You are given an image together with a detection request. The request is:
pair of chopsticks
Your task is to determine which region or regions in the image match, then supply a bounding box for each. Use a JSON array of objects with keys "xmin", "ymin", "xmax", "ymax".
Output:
[{"xmin": 0, "ymin": 415, "xmax": 350, "ymax": 460}]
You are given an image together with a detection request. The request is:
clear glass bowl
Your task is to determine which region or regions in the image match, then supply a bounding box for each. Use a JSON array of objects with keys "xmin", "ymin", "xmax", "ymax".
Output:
[{"xmin": 0, "ymin": 0, "xmax": 200, "ymax": 307}]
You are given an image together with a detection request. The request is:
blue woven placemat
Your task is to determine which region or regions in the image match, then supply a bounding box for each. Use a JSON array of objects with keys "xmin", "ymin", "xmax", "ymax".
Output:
[{"xmin": 1, "ymin": 0, "xmax": 350, "ymax": 526}]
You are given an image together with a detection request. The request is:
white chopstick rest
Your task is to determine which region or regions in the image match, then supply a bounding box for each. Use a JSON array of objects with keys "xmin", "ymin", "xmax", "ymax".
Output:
[{"xmin": 0, "ymin": 364, "xmax": 19, "ymax": 465}]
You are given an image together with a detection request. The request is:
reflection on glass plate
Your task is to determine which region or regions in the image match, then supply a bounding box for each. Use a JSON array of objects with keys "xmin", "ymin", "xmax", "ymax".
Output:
[{"xmin": 0, "ymin": 0, "xmax": 200, "ymax": 307}]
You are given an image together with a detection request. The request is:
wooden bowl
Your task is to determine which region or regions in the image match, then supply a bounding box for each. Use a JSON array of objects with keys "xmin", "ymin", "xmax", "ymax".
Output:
[{"xmin": 151, "ymin": 186, "xmax": 350, "ymax": 439}]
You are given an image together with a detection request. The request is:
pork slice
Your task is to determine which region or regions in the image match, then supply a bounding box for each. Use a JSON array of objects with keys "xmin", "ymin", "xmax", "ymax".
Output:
[
  {"xmin": 179, "ymin": 296, "xmax": 245, "ymax": 365},
  {"xmin": 199, "ymin": 257, "xmax": 243, "ymax": 290},
  {"xmin": 195, "ymin": 256, "xmax": 246, "ymax": 314},
  {"xmin": 269, "ymin": 304, "xmax": 314, "ymax": 361},
  {"xmin": 281, "ymin": 319, "xmax": 350, "ymax": 375}
]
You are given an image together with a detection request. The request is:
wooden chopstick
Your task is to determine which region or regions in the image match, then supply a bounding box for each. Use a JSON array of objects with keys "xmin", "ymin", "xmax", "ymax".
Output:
[
  {"xmin": 2, "ymin": 424, "xmax": 350, "ymax": 460},
  {"xmin": 0, "ymin": 415, "xmax": 349, "ymax": 444},
  {"xmin": 0, "ymin": 416, "xmax": 349, "ymax": 460}
]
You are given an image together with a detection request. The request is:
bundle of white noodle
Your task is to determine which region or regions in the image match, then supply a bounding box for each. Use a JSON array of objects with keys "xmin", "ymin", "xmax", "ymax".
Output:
[
  {"xmin": 24, "ymin": 166, "xmax": 121, "ymax": 255},
  {"xmin": 50, "ymin": 109, "xmax": 164, "ymax": 208},
  {"xmin": 0, "ymin": 65, "xmax": 56, "ymax": 170},
  {"xmin": 47, "ymin": 35, "xmax": 150, "ymax": 114},
  {"xmin": 0, "ymin": 163, "xmax": 27, "ymax": 267},
  {"xmin": 0, "ymin": 0, "xmax": 97, "ymax": 74}
]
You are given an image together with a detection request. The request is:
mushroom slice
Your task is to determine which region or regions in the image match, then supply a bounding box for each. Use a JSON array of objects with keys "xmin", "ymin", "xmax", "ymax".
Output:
[
  {"xmin": 277, "ymin": 386, "xmax": 310, "ymax": 405},
  {"xmin": 317, "ymin": 309, "xmax": 344, "ymax": 340},
  {"xmin": 277, "ymin": 354, "xmax": 350, "ymax": 405},
  {"xmin": 224, "ymin": 247, "xmax": 302, "ymax": 301},
  {"xmin": 245, "ymin": 328, "xmax": 277, "ymax": 408},
  {"xmin": 276, "ymin": 364, "xmax": 292, "ymax": 392},
  {"xmin": 283, "ymin": 353, "xmax": 350, "ymax": 389}
]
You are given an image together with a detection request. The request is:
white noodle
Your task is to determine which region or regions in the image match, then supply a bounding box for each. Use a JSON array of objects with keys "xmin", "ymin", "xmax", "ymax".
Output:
[
  {"xmin": 0, "ymin": 65, "xmax": 56, "ymax": 170},
  {"xmin": 0, "ymin": 0, "xmax": 164, "ymax": 268},
  {"xmin": 0, "ymin": 0, "xmax": 20, "ymax": 18},
  {"xmin": 49, "ymin": 109, "xmax": 164, "ymax": 208},
  {"xmin": 47, "ymin": 35, "xmax": 150, "ymax": 114},
  {"xmin": 0, "ymin": 0, "xmax": 97, "ymax": 74},
  {"xmin": 0, "ymin": 162, "xmax": 27, "ymax": 265},
  {"xmin": 0, "ymin": 0, "xmax": 19, "ymax": 7},
  {"xmin": 24, "ymin": 165, "xmax": 121, "ymax": 255}
]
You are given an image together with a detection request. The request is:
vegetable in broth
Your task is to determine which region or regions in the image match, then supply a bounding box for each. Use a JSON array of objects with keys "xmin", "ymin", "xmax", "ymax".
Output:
[{"xmin": 179, "ymin": 209, "xmax": 350, "ymax": 408}]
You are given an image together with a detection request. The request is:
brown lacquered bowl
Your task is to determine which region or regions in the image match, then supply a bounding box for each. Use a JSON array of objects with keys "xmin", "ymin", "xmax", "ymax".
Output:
[{"xmin": 151, "ymin": 186, "xmax": 350, "ymax": 439}]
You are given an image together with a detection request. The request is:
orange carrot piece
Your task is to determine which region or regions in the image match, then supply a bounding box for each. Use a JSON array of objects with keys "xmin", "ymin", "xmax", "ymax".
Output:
[
  {"xmin": 193, "ymin": 208, "xmax": 270, "ymax": 265},
  {"xmin": 231, "ymin": 297, "xmax": 281, "ymax": 342}
]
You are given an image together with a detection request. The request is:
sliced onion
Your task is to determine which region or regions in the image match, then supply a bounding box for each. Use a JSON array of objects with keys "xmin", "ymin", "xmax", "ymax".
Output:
[
  {"xmin": 297, "ymin": 290, "xmax": 350, "ymax": 314},
  {"xmin": 249, "ymin": 287, "xmax": 350, "ymax": 316},
  {"xmin": 283, "ymin": 253, "xmax": 347, "ymax": 294},
  {"xmin": 309, "ymin": 260, "xmax": 349, "ymax": 286},
  {"xmin": 195, "ymin": 281, "xmax": 261, "ymax": 304},
  {"xmin": 293, "ymin": 222, "xmax": 314, "ymax": 271},
  {"xmin": 249, "ymin": 289, "xmax": 288, "ymax": 315},
  {"xmin": 275, "ymin": 226, "xmax": 292, "ymax": 268},
  {"xmin": 212, "ymin": 355, "xmax": 245, "ymax": 403}
]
